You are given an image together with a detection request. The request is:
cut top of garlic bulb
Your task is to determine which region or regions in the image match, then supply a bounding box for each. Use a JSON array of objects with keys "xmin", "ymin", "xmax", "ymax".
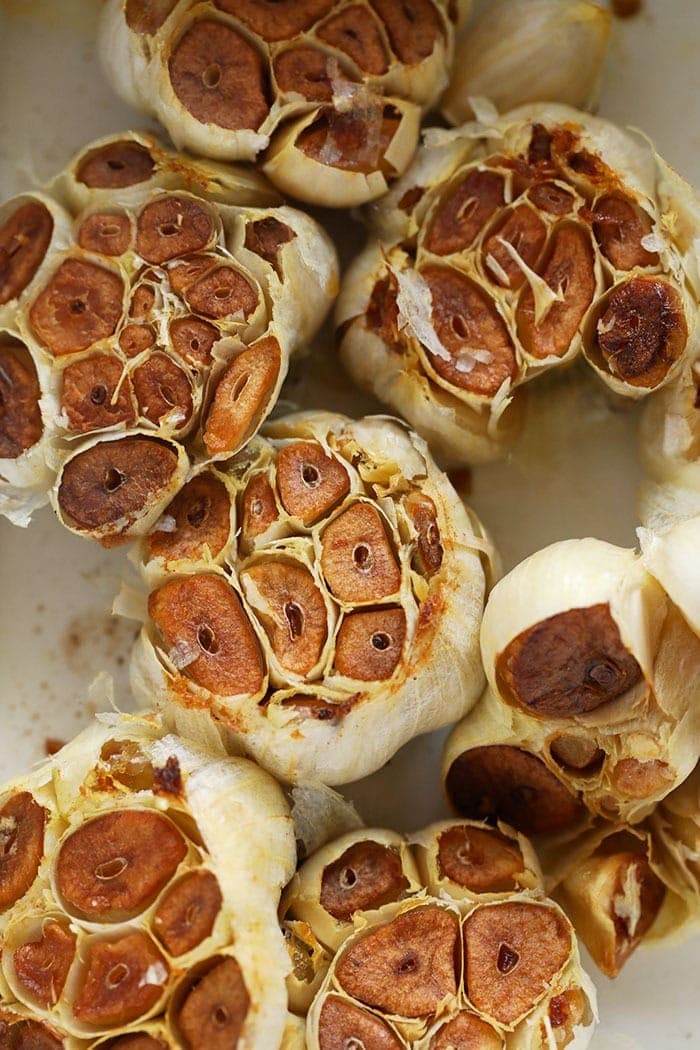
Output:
[
  {"xmin": 127, "ymin": 410, "xmax": 492, "ymax": 785},
  {"xmin": 447, "ymin": 534, "xmax": 700, "ymax": 830},
  {"xmin": 99, "ymin": 0, "xmax": 468, "ymax": 207},
  {"xmin": 0, "ymin": 131, "xmax": 338, "ymax": 538},
  {"xmin": 0, "ymin": 711, "xmax": 297, "ymax": 1050},
  {"xmin": 338, "ymin": 103, "xmax": 700, "ymax": 465},
  {"xmin": 281, "ymin": 822, "xmax": 596, "ymax": 1049}
]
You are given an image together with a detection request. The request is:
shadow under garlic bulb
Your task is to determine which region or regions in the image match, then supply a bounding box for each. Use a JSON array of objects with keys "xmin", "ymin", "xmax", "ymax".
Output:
[
  {"xmin": 337, "ymin": 102, "xmax": 700, "ymax": 466},
  {"xmin": 127, "ymin": 411, "xmax": 492, "ymax": 785},
  {"xmin": 0, "ymin": 713, "xmax": 296, "ymax": 1050},
  {"xmin": 280, "ymin": 821, "xmax": 596, "ymax": 1049},
  {"xmin": 0, "ymin": 131, "xmax": 338, "ymax": 541},
  {"xmin": 99, "ymin": 0, "xmax": 470, "ymax": 208}
]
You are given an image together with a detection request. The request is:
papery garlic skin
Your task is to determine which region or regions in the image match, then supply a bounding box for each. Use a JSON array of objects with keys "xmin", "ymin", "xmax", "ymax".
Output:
[
  {"xmin": 99, "ymin": 0, "xmax": 468, "ymax": 208},
  {"xmin": 0, "ymin": 132, "xmax": 338, "ymax": 539},
  {"xmin": 0, "ymin": 711, "xmax": 296, "ymax": 1050},
  {"xmin": 441, "ymin": 0, "xmax": 611, "ymax": 126},
  {"xmin": 128, "ymin": 411, "xmax": 491, "ymax": 785},
  {"xmin": 640, "ymin": 516, "xmax": 700, "ymax": 638},
  {"xmin": 478, "ymin": 537, "xmax": 700, "ymax": 825},
  {"xmin": 338, "ymin": 103, "xmax": 700, "ymax": 465},
  {"xmin": 648, "ymin": 763, "xmax": 700, "ymax": 907}
]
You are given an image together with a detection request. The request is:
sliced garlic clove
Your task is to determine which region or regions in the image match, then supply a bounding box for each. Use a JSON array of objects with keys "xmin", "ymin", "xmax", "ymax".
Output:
[
  {"xmin": 422, "ymin": 1011, "xmax": 504, "ymax": 1049},
  {"xmin": 441, "ymin": 0, "xmax": 611, "ymax": 125},
  {"xmin": 315, "ymin": 995, "xmax": 405, "ymax": 1050},
  {"xmin": 146, "ymin": 470, "xmax": 235, "ymax": 573}
]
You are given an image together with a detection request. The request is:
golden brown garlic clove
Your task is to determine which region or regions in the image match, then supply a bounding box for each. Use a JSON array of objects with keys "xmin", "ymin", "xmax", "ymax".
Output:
[
  {"xmin": 275, "ymin": 441, "xmax": 350, "ymax": 527},
  {"xmin": 153, "ymin": 870, "xmax": 223, "ymax": 957},
  {"xmin": 57, "ymin": 436, "xmax": 181, "ymax": 538},
  {"xmin": 404, "ymin": 492, "xmax": 443, "ymax": 578},
  {"xmin": 0, "ymin": 201, "xmax": 53, "ymax": 305},
  {"xmin": 101, "ymin": 1036, "xmax": 168, "ymax": 1050},
  {"xmin": 133, "ymin": 353, "xmax": 194, "ymax": 428},
  {"xmin": 334, "ymin": 607, "xmax": 406, "ymax": 681},
  {"xmin": 175, "ymin": 956, "xmax": 250, "ymax": 1050},
  {"xmin": 125, "ymin": 0, "xmax": 177, "ymax": 34},
  {"xmin": 0, "ymin": 792, "xmax": 46, "ymax": 910},
  {"xmin": 495, "ymin": 603, "xmax": 643, "ymax": 718},
  {"xmin": 321, "ymin": 502, "xmax": 401, "ymax": 603},
  {"xmin": 445, "ymin": 745, "xmax": 585, "ymax": 837},
  {"xmin": 319, "ymin": 840, "xmax": 409, "ymax": 921},
  {"xmin": 335, "ymin": 905, "xmax": 459, "ymax": 1017},
  {"xmin": 75, "ymin": 140, "xmax": 156, "ymax": 189},
  {"xmin": 0, "ymin": 1014, "xmax": 65, "ymax": 1050},
  {"xmin": 516, "ymin": 224, "xmax": 596, "ymax": 360},
  {"xmin": 425, "ymin": 170, "xmax": 505, "ymax": 256},
  {"xmin": 168, "ymin": 21, "xmax": 269, "ymax": 134},
  {"xmin": 272, "ymin": 47, "xmax": 342, "ymax": 104},
  {"xmin": 148, "ymin": 474, "xmax": 231, "ymax": 564},
  {"xmin": 316, "ymin": 7, "xmax": 389, "ymax": 76},
  {"xmin": 169, "ymin": 317, "xmax": 218, "ymax": 367},
  {"xmin": 429, "ymin": 1012, "xmax": 503, "ymax": 1050},
  {"xmin": 482, "ymin": 205, "xmax": 548, "ymax": 291},
  {"xmin": 29, "ymin": 259, "xmax": 124, "ymax": 357},
  {"xmin": 135, "ymin": 196, "xmax": 214, "ymax": 265},
  {"xmin": 184, "ymin": 266, "xmax": 258, "ymax": 321},
  {"xmin": 148, "ymin": 574, "xmax": 265, "ymax": 696},
  {"xmin": 462, "ymin": 902, "xmax": 571, "ymax": 1025},
  {"xmin": 242, "ymin": 560, "xmax": 328, "ymax": 677},
  {"xmin": 595, "ymin": 276, "xmax": 688, "ymax": 388},
  {"xmin": 591, "ymin": 194, "xmax": 658, "ymax": 270},
  {"xmin": 317, "ymin": 996, "xmax": 403, "ymax": 1050},
  {"xmin": 436, "ymin": 825, "xmax": 525, "ymax": 894},
  {"xmin": 12, "ymin": 921, "xmax": 76, "ymax": 1008},
  {"xmin": 240, "ymin": 472, "xmax": 279, "ymax": 543},
  {"xmin": 0, "ymin": 341, "xmax": 43, "ymax": 459},
  {"xmin": 72, "ymin": 931, "xmax": 169, "ymax": 1026},
  {"xmin": 296, "ymin": 106, "xmax": 402, "ymax": 177},
  {"xmin": 55, "ymin": 809, "xmax": 186, "ymax": 920},
  {"xmin": 77, "ymin": 211, "xmax": 132, "ymax": 257},
  {"xmin": 421, "ymin": 265, "xmax": 518, "ymax": 397},
  {"xmin": 218, "ymin": 0, "xmax": 335, "ymax": 43},
  {"xmin": 203, "ymin": 337, "xmax": 281, "ymax": 456},
  {"xmin": 243, "ymin": 216, "xmax": 296, "ymax": 274},
  {"xmin": 611, "ymin": 758, "xmax": 674, "ymax": 800},
  {"xmin": 60, "ymin": 356, "xmax": 135, "ymax": 434},
  {"xmin": 372, "ymin": 0, "xmax": 444, "ymax": 65}
]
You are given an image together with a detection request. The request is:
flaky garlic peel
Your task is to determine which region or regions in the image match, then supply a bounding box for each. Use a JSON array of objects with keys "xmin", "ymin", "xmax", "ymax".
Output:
[
  {"xmin": 99, "ymin": 0, "xmax": 470, "ymax": 208},
  {"xmin": 338, "ymin": 103, "xmax": 700, "ymax": 465},
  {"xmin": 125, "ymin": 410, "xmax": 492, "ymax": 785},
  {"xmin": 0, "ymin": 711, "xmax": 297, "ymax": 1050},
  {"xmin": 0, "ymin": 132, "xmax": 338, "ymax": 541}
]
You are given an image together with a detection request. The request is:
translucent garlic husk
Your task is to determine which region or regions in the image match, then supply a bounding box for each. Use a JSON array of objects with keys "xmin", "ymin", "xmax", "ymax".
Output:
[
  {"xmin": 98, "ymin": 0, "xmax": 466, "ymax": 207},
  {"xmin": 479, "ymin": 537, "xmax": 700, "ymax": 823},
  {"xmin": 338, "ymin": 102, "xmax": 700, "ymax": 465},
  {"xmin": 551, "ymin": 819, "xmax": 699, "ymax": 978},
  {"xmin": 0, "ymin": 710, "xmax": 297, "ymax": 1050},
  {"xmin": 127, "ymin": 410, "xmax": 492, "ymax": 785},
  {"xmin": 0, "ymin": 132, "xmax": 338, "ymax": 537},
  {"xmin": 305, "ymin": 893, "xmax": 596, "ymax": 1048},
  {"xmin": 648, "ymin": 762, "xmax": 700, "ymax": 905},
  {"xmin": 441, "ymin": 0, "xmax": 611, "ymax": 125}
]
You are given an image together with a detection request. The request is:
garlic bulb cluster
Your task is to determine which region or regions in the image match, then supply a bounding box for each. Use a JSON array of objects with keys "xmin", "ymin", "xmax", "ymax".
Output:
[
  {"xmin": 99, "ymin": 0, "xmax": 469, "ymax": 209},
  {"xmin": 0, "ymin": 132, "xmax": 337, "ymax": 540},
  {"xmin": 0, "ymin": 711, "xmax": 297, "ymax": 1050},
  {"xmin": 125, "ymin": 410, "xmax": 492, "ymax": 785},
  {"xmin": 338, "ymin": 102, "xmax": 700, "ymax": 465},
  {"xmin": 442, "ymin": 536, "xmax": 700, "ymax": 975},
  {"xmin": 281, "ymin": 822, "xmax": 597, "ymax": 1049}
]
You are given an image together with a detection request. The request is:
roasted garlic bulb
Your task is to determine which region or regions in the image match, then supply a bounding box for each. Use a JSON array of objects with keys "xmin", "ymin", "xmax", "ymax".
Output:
[
  {"xmin": 0, "ymin": 711, "xmax": 297, "ymax": 1050},
  {"xmin": 0, "ymin": 132, "xmax": 337, "ymax": 540},
  {"xmin": 338, "ymin": 103, "xmax": 700, "ymax": 465},
  {"xmin": 444, "ymin": 537, "xmax": 700, "ymax": 830},
  {"xmin": 99, "ymin": 0, "xmax": 469, "ymax": 208},
  {"xmin": 282, "ymin": 822, "xmax": 597, "ymax": 1048},
  {"xmin": 125, "ymin": 411, "xmax": 492, "ymax": 785}
]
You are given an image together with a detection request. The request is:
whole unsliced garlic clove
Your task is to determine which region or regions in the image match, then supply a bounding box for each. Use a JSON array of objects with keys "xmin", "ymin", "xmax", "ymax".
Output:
[
  {"xmin": 338, "ymin": 103, "xmax": 700, "ymax": 466},
  {"xmin": 287, "ymin": 822, "xmax": 596, "ymax": 1049},
  {"xmin": 0, "ymin": 711, "xmax": 296, "ymax": 1049},
  {"xmin": 0, "ymin": 132, "xmax": 338, "ymax": 540},
  {"xmin": 127, "ymin": 411, "xmax": 493, "ymax": 785},
  {"xmin": 441, "ymin": 0, "xmax": 611, "ymax": 126},
  {"xmin": 98, "ymin": 1, "xmax": 469, "ymax": 208},
  {"xmin": 476, "ymin": 537, "xmax": 700, "ymax": 825}
]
